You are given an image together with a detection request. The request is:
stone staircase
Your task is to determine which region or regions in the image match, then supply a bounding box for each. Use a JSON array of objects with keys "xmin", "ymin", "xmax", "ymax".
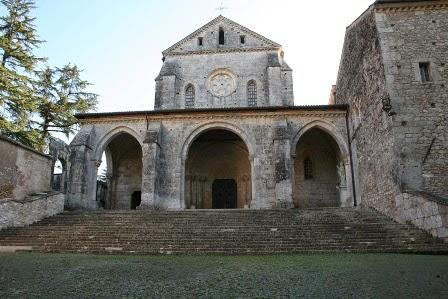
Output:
[{"xmin": 0, "ymin": 208, "xmax": 446, "ymax": 254}]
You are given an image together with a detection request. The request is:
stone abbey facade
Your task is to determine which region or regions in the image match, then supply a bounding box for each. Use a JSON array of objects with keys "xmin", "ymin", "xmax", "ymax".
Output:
[{"xmin": 65, "ymin": 0, "xmax": 447, "ymax": 238}]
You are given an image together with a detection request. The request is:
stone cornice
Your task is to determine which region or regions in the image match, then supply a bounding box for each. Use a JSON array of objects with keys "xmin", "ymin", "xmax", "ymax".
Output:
[
  {"xmin": 77, "ymin": 106, "xmax": 348, "ymax": 125},
  {"xmin": 374, "ymin": 0, "xmax": 448, "ymax": 11},
  {"xmin": 166, "ymin": 47, "xmax": 280, "ymax": 57}
]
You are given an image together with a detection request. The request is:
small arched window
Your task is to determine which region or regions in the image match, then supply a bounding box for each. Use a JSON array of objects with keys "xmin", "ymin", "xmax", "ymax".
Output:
[
  {"xmin": 247, "ymin": 80, "xmax": 257, "ymax": 107},
  {"xmin": 185, "ymin": 84, "xmax": 195, "ymax": 108},
  {"xmin": 304, "ymin": 157, "xmax": 313, "ymax": 180},
  {"xmin": 219, "ymin": 27, "xmax": 225, "ymax": 45}
]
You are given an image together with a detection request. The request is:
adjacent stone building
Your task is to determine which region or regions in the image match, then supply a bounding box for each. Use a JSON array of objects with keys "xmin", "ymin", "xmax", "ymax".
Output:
[
  {"xmin": 336, "ymin": 0, "xmax": 448, "ymax": 238},
  {"xmin": 66, "ymin": 1, "xmax": 447, "ymax": 238}
]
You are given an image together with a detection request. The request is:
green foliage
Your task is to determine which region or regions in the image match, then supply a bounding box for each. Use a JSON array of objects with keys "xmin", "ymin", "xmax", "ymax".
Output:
[
  {"xmin": 0, "ymin": 0, "xmax": 98, "ymax": 150},
  {"xmin": 0, "ymin": 0, "xmax": 44, "ymax": 146},
  {"xmin": 34, "ymin": 65, "xmax": 98, "ymax": 147}
]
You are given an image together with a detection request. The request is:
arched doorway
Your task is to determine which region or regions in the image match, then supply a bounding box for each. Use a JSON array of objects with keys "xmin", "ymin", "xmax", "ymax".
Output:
[
  {"xmin": 96, "ymin": 132, "xmax": 142, "ymax": 210},
  {"xmin": 293, "ymin": 127, "xmax": 347, "ymax": 208},
  {"xmin": 185, "ymin": 129, "xmax": 251, "ymax": 209},
  {"xmin": 51, "ymin": 158, "xmax": 66, "ymax": 192}
]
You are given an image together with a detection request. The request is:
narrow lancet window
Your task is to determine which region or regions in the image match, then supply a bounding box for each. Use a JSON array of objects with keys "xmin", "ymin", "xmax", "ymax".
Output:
[
  {"xmin": 219, "ymin": 27, "xmax": 225, "ymax": 45},
  {"xmin": 247, "ymin": 80, "xmax": 257, "ymax": 107},
  {"xmin": 198, "ymin": 37, "xmax": 203, "ymax": 46},
  {"xmin": 185, "ymin": 84, "xmax": 195, "ymax": 108},
  {"xmin": 304, "ymin": 158, "xmax": 313, "ymax": 180},
  {"xmin": 419, "ymin": 62, "xmax": 431, "ymax": 82}
]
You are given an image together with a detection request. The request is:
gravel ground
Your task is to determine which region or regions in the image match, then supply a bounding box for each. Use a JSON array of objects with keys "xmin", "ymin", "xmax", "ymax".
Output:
[{"xmin": 0, "ymin": 253, "xmax": 447, "ymax": 298}]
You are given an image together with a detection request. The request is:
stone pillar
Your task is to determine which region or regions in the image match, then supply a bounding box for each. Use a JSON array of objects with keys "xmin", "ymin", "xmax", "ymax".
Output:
[
  {"xmin": 139, "ymin": 129, "xmax": 160, "ymax": 209},
  {"xmin": 66, "ymin": 126, "xmax": 98, "ymax": 210},
  {"xmin": 273, "ymin": 122, "xmax": 294, "ymax": 208},
  {"xmin": 337, "ymin": 161, "xmax": 351, "ymax": 207},
  {"xmin": 267, "ymin": 66, "xmax": 282, "ymax": 106},
  {"xmin": 162, "ymin": 75, "xmax": 176, "ymax": 109},
  {"xmin": 242, "ymin": 175, "xmax": 251, "ymax": 209}
]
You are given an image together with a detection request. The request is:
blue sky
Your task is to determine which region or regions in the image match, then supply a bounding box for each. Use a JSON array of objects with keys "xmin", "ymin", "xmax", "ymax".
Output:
[{"xmin": 30, "ymin": 0, "xmax": 374, "ymax": 112}]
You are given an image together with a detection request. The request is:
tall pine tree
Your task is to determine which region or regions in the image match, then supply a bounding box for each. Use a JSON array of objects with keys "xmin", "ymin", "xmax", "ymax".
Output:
[
  {"xmin": 34, "ymin": 64, "xmax": 98, "ymax": 149},
  {"xmin": 0, "ymin": 0, "xmax": 44, "ymax": 146},
  {"xmin": 0, "ymin": 0, "xmax": 98, "ymax": 150}
]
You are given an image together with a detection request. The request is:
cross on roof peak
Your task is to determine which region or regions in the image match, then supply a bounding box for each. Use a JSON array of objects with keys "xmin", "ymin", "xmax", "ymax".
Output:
[{"xmin": 215, "ymin": 1, "xmax": 228, "ymax": 13}]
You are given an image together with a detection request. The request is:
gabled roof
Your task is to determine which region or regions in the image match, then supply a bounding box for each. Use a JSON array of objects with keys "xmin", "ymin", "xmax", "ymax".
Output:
[
  {"xmin": 375, "ymin": 0, "xmax": 435, "ymax": 3},
  {"xmin": 162, "ymin": 15, "xmax": 281, "ymax": 56}
]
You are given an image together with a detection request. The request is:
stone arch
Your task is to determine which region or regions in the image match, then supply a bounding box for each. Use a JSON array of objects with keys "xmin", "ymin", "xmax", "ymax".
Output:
[
  {"xmin": 94, "ymin": 126, "xmax": 143, "ymax": 162},
  {"xmin": 181, "ymin": 122, "xmax": 255, "ymax": 162},
  {"xmin": 88, "ymin": 126, "xmax": 143, "ymax": 205},
  {"xmin": 291, "ymin": 120, "xmax": 353, "ymax": 208},
  {"xmin": 180, "ymin": 122, "xmax": 255, "ymax": 209},
  {"xmin": 49, "ymin": 138, "xmax": 71, "ymax": 193},
  {"xmin": 291, "ymin": 120, "xmax": 349, "ymax": 163},
  {"xmin": 96, "ymin": 131, "xmax": 142, "ymax": 210}
]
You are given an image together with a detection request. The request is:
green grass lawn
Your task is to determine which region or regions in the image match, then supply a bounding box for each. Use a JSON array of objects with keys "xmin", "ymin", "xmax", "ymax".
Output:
[{"xmin": 0, "ymin": 253, "xmax": 447, "ymax": 298}]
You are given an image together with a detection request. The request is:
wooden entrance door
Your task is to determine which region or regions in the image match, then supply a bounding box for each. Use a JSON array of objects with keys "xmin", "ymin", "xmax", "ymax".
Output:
[{"xmin": 212, "ymin": 179, "xmax": 237, "ymax": 209}]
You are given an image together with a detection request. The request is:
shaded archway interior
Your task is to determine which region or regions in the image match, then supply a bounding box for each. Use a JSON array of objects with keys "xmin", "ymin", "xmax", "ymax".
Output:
[
  {"xmin": 185, "ymin": 129, "xmax": 251, "ymax": 209},
  {"xmin": 98, "ymin": 133, "xmax": 142, "ymax": 210},
  {"xmin": 294, "ymin": 128, "xmax": 346, "ymax": 208}
]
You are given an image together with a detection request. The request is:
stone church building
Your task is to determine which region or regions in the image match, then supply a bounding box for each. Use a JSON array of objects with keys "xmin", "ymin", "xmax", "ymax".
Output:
[{"xmin": 65, "ymin": 0, "xmax": 447, "ymax": 238}]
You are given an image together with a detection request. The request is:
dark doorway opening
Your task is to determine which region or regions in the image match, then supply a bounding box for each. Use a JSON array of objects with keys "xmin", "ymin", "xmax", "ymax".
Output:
[
  {"xmin": 212, "ymin": 179, "xmax": 237, "ymax": 209},
  {"xmin": 185, "ymin": 128, "xmax": 251, "ymax": 209},
  {"xmin": 131, "ymin": 191, "xmax": 142, "ymax": 210}
]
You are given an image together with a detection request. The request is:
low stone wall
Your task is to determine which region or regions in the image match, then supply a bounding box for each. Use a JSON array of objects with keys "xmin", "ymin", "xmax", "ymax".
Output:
[
  {"xmin": 0, "ymin": 193, "xmax": 64, "ymax": 230},
  {"xmin": 394, "ymin": 191, "xmax": 448, "ymax": 241},
  {"xmin": 0, "ymin": 136, "xmax": 52, "ymax": 200}
]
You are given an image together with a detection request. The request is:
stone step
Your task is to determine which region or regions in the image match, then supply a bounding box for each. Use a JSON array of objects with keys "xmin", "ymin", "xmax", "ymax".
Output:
[
  {"xmin": 0, "ymin": 232, "xmax": 432, "ymax": 241},
  {"xmin": 0, "ymin": 207, "xmax": 446, "ymax": 254},
  {"xmin": 14, "ymin": 245, "xmax": 448, "ymax": 255}
]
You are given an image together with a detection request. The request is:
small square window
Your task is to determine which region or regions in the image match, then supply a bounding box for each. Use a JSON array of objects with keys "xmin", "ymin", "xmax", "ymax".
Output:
[
  {"xmin": 198, "ymin": 37, "xmax": 203, "ymax": 46},
  {"xmin": 240, "ymin": 35, "xmax": 245, "ymax": 44},
  {"xmin": 419, "ymin": 62, "xmax": 431, "ymax": 82},
  {"xmin": 304, "ymin": 158, "xmax": 313, "ymax": 180}
]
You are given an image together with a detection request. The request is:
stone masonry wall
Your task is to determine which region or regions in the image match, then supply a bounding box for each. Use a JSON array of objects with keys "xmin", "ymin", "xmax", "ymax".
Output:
[
  {"xmin": 0, "ymin": 136, "xmax": 52, "ymax": 200},
  {"xmin": 336, "ymin": 2, "xmax": 448, "ymax": 240},
  {"xmin": 335, "ymin": 7, "xmax": 399, "ymax": 214},
  {"xmin": 0, "ymin": 193, "xmax": 64, "ymax": 230},
  {"xmin": 395, "ymin": 191, "xmax": 448, "ymax": 241},
  {"xmin": 156, "ymin": 51, "xmax": 293, "ymax": 110},
  {"xmin": 155, "ymin": 16, "xmax": 294, "ymax": 110},
  {"xmin": 375, "ymin": 5, "xmax": 448, "ymax": 197}
]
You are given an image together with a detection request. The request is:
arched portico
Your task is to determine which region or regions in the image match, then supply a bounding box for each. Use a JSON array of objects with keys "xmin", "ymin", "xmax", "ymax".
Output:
[
  {"xmin": 89, "ymin": 127, "xmax": 143, "ymax": 209},
  {"xmin": 180, "ymin": 122, "xmax": 255, "ymax": 209},
  {"xmin": 291, "ymin": 121, "xmax": 353, "ymax": 208}
]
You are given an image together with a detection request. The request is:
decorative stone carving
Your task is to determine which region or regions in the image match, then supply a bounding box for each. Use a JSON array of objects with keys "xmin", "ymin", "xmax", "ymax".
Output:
[
  {"xmin": 143, "ymin": 130, "xmax": 159, "ymax": 144},
  {"xmin": 95, "ymin": 160, "xmax": 102, "ymax": 168},
  {"xmin": 337, "ymin": 162, "xmax": 347, "ymax": 187},
  {"xmin": 273, "ymin": 125, "xmax": 291, "ymax": 140},
  {"xmin": 207, "ymin": 69, "xmax": 236, "ymax": 97}
]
